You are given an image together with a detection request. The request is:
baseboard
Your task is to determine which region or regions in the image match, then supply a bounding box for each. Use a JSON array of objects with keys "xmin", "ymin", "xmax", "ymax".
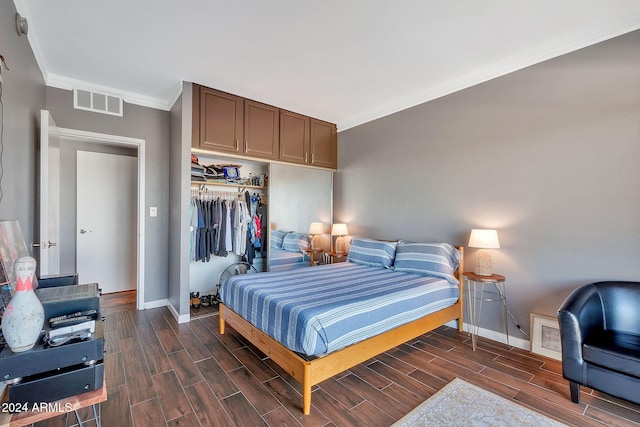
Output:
[
  {"xmin": 445, "ymin": 320, "xmax": 530, "ymax": 351},
  {"xmin": 143, "ymin": 298, "xmax": 169, "ymax": 309},
  {"xmin": 142, "ymin": 298, "xmax": 190, "ymax": 324},
  {"xmin": 166, "ymin": 301, "xmax": 190, "ymax": 324},
  {"xmin": 462, "ymin": 322, "xmax": 529, "ymax": 350}
]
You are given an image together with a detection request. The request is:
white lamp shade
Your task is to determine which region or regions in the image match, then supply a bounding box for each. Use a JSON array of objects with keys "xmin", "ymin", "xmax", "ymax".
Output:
[
  {"xmin": 468, "ymin": 229, "xmax": 500, "ymax": 249},
  {"xmin": 331, "ymin": 223, "xmax": 348, "ymax": 236},
  {"xmin": 308, "ymin": 222, "xmax": 324, "ymax": 235}
]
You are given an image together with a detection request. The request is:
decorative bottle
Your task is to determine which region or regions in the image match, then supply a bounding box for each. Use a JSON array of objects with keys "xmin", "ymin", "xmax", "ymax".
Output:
[{"xmin": 2, "ymin": 256, "xmax": 44, "ymax": 352}]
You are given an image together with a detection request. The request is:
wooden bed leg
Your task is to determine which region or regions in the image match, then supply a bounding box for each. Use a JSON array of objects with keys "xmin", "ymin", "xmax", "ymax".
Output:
[
  {"xmin": 303, "ymin": 364, "xmax": 311, "ymax": 415},
  {"xmin": 219, "ymin": 305, "xmax": 225, "ymax": 335}
]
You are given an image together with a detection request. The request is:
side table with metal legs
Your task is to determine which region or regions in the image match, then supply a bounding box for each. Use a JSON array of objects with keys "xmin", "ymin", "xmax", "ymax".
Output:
[{"xmin": 462, "ymin": 272, "xmax": 509, "ymax": 351}]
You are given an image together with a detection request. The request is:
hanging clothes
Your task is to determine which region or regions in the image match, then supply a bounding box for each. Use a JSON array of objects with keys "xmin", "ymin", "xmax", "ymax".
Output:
[
  {"xmin": 189, "ymin": 199, "xmax": 198, "ymax": 262},
  {"xmin": 233, "ymin": 199, "xmax": 250, "ymax": 256},
  {"xmin": 190, "ymin": 188, "xmax": 264, "ymax": 263},
  {"xmin": 256, "ymin": 199, "xmax": 268, "ymax": 257},
  {"xmin": 245, "ymin": 191, "xmax": 255, "ymax": 264}
]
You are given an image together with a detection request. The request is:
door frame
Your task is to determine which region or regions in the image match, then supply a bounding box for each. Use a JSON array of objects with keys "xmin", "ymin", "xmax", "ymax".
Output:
[{"xmin": 55, "ymin": 126, "xmax": 146, "ymax": 310}]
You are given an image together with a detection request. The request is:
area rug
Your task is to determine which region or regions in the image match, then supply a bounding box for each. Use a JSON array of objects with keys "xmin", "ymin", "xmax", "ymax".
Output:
[{"xmin": 392, "ymin": 378, "xmax": 567, "ymax": 427}]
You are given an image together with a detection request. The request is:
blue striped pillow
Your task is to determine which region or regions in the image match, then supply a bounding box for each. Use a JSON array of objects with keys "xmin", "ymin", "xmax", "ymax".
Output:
[
  {"xmin": 347, "ymin": 238, "xmax": 397, "ymax": 269},
  {"xmin": 282, "ymin": 233, "xmax": 311, "ymax": 253},
  {"xmin": 393, "ymin": 242, "xmax": 461, "ymax": 283},
  {"xmin": 270, "ymin": 230, "xmax": 288, "ymax": 249}
]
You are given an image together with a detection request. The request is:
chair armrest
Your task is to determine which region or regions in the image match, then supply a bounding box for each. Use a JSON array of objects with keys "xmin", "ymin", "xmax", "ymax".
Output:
[
  {"xmin": 38, "ymin": 273, "xmax": 78, "ymax": 288},
  {"xmin": 558, "ymin": 283, "xmax": 604, "ymax": 382}
]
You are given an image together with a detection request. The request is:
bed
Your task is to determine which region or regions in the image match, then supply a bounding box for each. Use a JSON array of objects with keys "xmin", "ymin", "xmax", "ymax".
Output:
[
  {"xmin": 219, "ymin": 239, "xmax": 464, "ymax": 414},
  {"xmin": 268, "ymin": 231, "xmax": 312, "ymax": 272},
  {"xmin": 269, "ymin": 247, "xmax": 310, "ymax": 271}
]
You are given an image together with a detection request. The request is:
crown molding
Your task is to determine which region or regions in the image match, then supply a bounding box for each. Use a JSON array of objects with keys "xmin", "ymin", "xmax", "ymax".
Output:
[
  {"xmin": 337, "ymin": 17, "xmax": 640, "ymax": 132},
  {"xmin": 13, "ymin": 0, "xmax": 180, "ymax": 111},
  {"xmin": 46, "ymin": 73, "xmax": 178, "ymax": 111},
  {"xmin": 13, "ymin": 0, "xmax": 640, "ymax": 124},
  {"xmin": 167, "ymin": 82, "xmax": 184, "ymax": 111}
]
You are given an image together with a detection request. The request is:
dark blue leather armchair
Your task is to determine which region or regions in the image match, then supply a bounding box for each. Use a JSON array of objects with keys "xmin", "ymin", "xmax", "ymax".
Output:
[{"xmin": 557, "ymin": 281, "xmax": 640, "ymax": 404}]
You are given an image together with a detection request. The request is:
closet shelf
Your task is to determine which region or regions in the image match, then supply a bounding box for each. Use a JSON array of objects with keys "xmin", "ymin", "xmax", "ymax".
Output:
[{"xmin": 190, "ymin": 181, "xmax": 267, "ymax": 190}]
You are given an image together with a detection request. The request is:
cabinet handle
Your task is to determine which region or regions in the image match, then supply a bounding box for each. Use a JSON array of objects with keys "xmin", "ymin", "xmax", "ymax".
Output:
[
  {"xmin": 312, "ymin": 153, "xmax": 315, "ymax": 163},
  {"xmin": 244, "ymin": 141, "xmax": 248, "ymax": 152},
  {"xmin": 305, "ymin": 153, "xmax": 308, "ymax": 163},
  {"xmin": 235, "ymin": 139, "xmax": 238, "ymax": 150}
]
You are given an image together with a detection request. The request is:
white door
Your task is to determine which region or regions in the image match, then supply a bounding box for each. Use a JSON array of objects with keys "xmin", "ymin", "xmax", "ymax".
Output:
[
  {"xmin": 77, "ymin": 151, "xmax": 137, "ymax": 293},
  {"xmin": 38, "ymin": 110, "xmax": 61, "ymax": 275}
]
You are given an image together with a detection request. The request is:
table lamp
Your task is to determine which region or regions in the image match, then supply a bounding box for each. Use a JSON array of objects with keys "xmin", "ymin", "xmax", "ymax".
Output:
[
  {"xmin": 331, "ymin": 223, "xmax": 349, "ymax": 254},
  {"xmin": 468, "ymin": 229, "xmax": 500, "ymax": 276},
  {"xmin": 308, "ymin": 222, "xmax": 324, "ymax": 250}
]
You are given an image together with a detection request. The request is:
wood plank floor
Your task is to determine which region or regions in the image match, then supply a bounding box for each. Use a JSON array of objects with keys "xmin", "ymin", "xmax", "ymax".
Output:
[{"xmin": 36, "ymin": 290, "xmax": 640, "ymax": 427}]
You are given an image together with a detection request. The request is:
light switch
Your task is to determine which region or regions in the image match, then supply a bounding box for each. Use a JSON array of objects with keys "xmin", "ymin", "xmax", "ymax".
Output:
[{"xmin": 150, "ymin": 207, "xmax": 157, "ymax": 217}]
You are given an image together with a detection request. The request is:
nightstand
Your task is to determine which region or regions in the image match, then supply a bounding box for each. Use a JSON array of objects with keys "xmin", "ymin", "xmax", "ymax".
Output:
[
  {"xmin": 325, "ymin": 252, "xmax": 347, "ymax": 264},
  {"xmin": 462, "ymin": 272, "xmax": 509, "ymax": 351},
  {"xmin": 304, "ymin": 248, "xmax": 324, "ymax": 266}
]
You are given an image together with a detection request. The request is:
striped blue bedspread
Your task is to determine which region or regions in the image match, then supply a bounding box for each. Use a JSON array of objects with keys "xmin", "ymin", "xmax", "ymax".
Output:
[
  {"xmin": 269, "ymin": 248, "xmax": 309, "ymax": 272},
  {"xmin": 220, "ymin": 261, "xmax": 460, "ymax": 356}
]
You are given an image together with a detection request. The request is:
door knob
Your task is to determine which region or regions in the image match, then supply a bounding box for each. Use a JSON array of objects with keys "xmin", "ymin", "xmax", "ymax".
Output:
[
  {"xmin": 32, "ymin": 241, "xmax": 57, "ymax": 248},
  {"xmin": 80, "ymin": 229, "xmax": 92, "ymax": 234}
]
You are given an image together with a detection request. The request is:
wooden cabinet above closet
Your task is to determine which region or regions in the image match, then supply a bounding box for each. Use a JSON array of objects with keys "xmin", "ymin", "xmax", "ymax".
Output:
[
  {"xmin": 309, "ymin": 118, "xmax": 337, "ymax": 169},
  {"xmin": 192, "ymin": 84, "xmax": 337, "ymax": 169},
  {"xmin": 195, "ymin": 86, "xmax": 244, "ymax": 154},
  {"xmin": 244, "ymin": 99, "xmax": 279, "ymax": 160},
  {"xmin": 279, "ymin": 112, "xmax": 337, "ymax": 169}
]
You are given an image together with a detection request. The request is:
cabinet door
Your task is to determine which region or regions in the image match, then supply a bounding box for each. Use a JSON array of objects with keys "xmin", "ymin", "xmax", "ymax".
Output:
[
  {"xmin": 279, "ymin": 110, "xmax": 310, "ymax": 165},
  {"xmin": 244, "ymin": 100, "xmax": 279, "ymax": 160},
  {"xmin": 198, "ymin": 87, "xmax": 243, "ymax": 153},
  {"xmin": 310, "ymin": 119, "xmax": 337, "ymax": 169}
]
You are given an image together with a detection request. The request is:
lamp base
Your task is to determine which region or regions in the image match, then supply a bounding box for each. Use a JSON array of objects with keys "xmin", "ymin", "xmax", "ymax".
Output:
[
  {"xmin": 335, "ymin": 236, "xmax": 346, "ymax": 254},
  {"xmin": 474, "ymin": 249, "xmax": 493, "ymax": 276},
  {"xmin": 310, "ymin": 235, "xmax": 319, "ymax": 250}
]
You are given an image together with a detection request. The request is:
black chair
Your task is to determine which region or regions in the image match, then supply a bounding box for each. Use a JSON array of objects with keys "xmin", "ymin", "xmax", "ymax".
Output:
[{"xmin": 557, "ymin": 281, "xmax": 640, "ymax": 404}]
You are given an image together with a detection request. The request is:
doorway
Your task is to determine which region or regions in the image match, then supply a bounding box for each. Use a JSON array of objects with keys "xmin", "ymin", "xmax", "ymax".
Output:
[
  {"xmin": 39, "ymin": 110, "xmax": 146, "ymax": 309},
  {"xmin": 77, "ymin": 151, "xmax": 137, "ymax": 294}
]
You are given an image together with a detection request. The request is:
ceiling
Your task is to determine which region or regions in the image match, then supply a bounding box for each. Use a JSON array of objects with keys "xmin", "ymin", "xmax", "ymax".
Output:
[{"xmin": 14, "ymin": 0, "xmax": 640, "ymax": 130}]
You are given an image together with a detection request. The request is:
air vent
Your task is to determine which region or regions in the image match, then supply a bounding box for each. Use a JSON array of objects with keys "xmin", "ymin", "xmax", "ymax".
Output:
[{"xmin": 73, "ymin": 88, "xmax": 123, "ymax": 117}]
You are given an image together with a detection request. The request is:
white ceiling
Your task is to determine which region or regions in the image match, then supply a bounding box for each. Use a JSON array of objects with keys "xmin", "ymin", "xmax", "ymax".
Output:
[{"xmin": 15, "ymin": 0, "xmax": 640, "ymax": 130}]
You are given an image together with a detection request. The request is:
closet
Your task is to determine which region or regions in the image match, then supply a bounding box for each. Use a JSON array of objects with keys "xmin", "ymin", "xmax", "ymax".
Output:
[
  {"xmin": 189, "ymin": 153, "xmax": 268, "ymax": 309},
  {"xmin": 176, "ymin": 81, "xmax": 336, "ymax": 322}
]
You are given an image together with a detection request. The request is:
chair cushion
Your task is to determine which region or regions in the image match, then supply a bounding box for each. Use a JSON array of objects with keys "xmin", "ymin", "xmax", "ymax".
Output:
[{"xmin": 583, "ymin": 330, "xmax": 640, "ymax": 378}]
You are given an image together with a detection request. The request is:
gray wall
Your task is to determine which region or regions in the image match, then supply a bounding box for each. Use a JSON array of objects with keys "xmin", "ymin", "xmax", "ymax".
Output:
[
  {"xmin": 335, "ymin": 30, "xmax": 640, "ymax": 339},
  {"xmin": 168, "ymin": 83, "xmax": 192, "ymax": 318},
  {"xmin": 169, "ymin": 88, "xmax": 185, "ymax": 315},
  {"xmin": 45, "ymin": 87, "xmax": 171, "ymax": 304},
  {"xmin": 0, "ymin": 1, "xmax": 45, "ymax": 247}
]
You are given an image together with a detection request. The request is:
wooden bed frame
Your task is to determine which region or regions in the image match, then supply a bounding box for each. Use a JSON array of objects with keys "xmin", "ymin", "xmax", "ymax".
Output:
[{"xmin": 219, "ymin": 247, "xmax": 464, "ymax": 415}]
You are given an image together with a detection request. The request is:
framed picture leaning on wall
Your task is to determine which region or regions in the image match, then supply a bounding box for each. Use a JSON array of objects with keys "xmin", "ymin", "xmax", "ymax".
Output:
[{"xmin": 530, "ymin": 312, "xmax": 562, "ymax": 361}]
